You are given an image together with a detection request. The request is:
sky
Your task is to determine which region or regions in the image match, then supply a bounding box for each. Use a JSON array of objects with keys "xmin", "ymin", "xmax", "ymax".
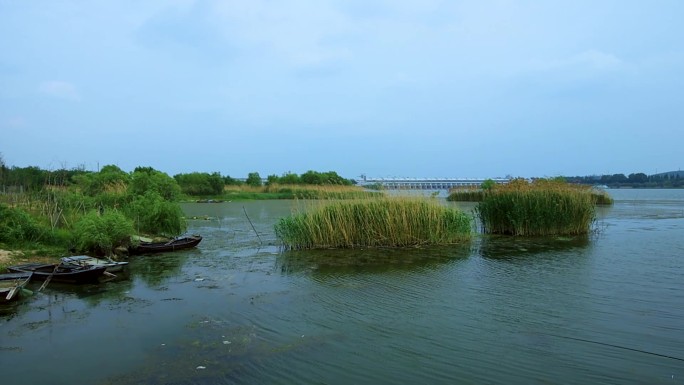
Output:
[{"xmin": 1, "ymin": 0, "xmax": 683, "ymax": 180}]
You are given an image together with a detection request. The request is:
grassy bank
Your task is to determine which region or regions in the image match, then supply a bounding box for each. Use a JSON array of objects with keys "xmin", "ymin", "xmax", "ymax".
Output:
[
  {"xmin": 275, "ymin": 197, "xmax": 472, "ymax": 250},
  {"xmin": 475, "ymin": 179, "xmax": 596, "ymax": 236},
  {"xmin": 211, "ymin": 184, "xmax": 382, "ymax": 201}
]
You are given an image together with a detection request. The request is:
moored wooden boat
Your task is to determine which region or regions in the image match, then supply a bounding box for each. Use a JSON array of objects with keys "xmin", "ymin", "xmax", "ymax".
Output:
[
  {"xmin": 0, "ymin": 272, "xmax": 33, "ymax": 301},
  {"xmin": 129, "ymin": 235, "xmax": 202, "ymax": 255},
  {"xmin": 7, "ymin": 263, "xmax": 107, "ymax": 284},
  {"xmin": 61, "ymin": 255, "xmax": 129, "ymax": 273}
]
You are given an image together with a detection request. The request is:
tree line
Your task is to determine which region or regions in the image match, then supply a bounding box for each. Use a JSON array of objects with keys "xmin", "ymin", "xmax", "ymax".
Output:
[
  {"xmin": 0, "ymin": 157, "xmax": 356, "ymax": 196},
  {"xmin": 565, "ymin": 172, "xmax": 684, "ymax": 188}
]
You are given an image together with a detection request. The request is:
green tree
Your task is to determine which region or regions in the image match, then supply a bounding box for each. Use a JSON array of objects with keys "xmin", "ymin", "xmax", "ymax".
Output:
[
  {"xmin": 609, "ymin": 173, "xmax": 628, "ymax": 184},
  {"xmin": 223, "ymin": 175, "xmax": 241, "ymax": 186},
  {"xmin": 126, "ymin": 192, "xmax": 187, "ymax": 236},
  {"xmin": 74, "ymin": 164, "xmax": 130, "ymax": 196},
  {"xmin": 279, "ymin": 172, "xmax": 301, "ymax": 184},
  {"xmin": 628, "ymin": 173, "xmax": 648, "ymax": 184},
  {"xmin": 266, "ymin": 174, "xmax": 280, "ymax": 186},
  {"xmin": 300, "ymin": 170, "xmax": 323, "ymax": 185},
  {"xmin": 174, "ymin": 172, "xmax": 224, "ymax": 196},
  {"xmin": 300, "ymin": 170, "xmax": 353, "ymax": 185},
  {"xmin": 129, "ymin": 167, "xmax": 181, "ymax": 201},
  {"xmin": 0, "ymin": 153, "xmax": 6, "ymax": 186},
  {"xmin": 246, "ymin": 172, "xmax": 262, "ymax": 187},
  {"xmin": 6, "ymin": 166, "xmax": 47, "ymax": 191}
]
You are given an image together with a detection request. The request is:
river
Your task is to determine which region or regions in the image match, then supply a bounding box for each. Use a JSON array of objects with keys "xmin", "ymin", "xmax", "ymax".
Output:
[{"xmin": 1, "ymin": 189, "xmax": 683, "ymax": 384}]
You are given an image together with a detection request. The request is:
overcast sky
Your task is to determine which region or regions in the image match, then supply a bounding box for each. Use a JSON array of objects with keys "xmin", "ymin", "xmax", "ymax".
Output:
[{"xmin": 1, "ymin": 1, "xmax": 682, "ymax": 179}]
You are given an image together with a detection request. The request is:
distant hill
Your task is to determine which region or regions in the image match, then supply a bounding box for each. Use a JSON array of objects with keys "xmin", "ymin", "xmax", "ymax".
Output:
[{"xmin": 652, "ymin": 170, "xmax": 684, "ymax": 178}]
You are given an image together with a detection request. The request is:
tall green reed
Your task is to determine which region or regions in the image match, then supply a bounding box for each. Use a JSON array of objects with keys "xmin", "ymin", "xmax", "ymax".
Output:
[
  {"xmin": 275, "ymin": 197, "xmax": 472, "ymax": 249},
  {"xmin": 475, "ymin": 180, "xmax": 596, "ymax": 236}
]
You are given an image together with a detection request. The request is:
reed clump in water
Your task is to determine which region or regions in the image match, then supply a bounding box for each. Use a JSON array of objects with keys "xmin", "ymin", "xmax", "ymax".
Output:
[
  {"xmin": 475, "ymin": 179, "xmax": 596, "ymax": 236},
  {"xmin": 275, "ymin": 197, "xmax": 472, "ymax": 250},
  {"xmin": 590, "ymin": 189, "xmax": 614, "ymax": 205},
  {"xmin": 446, "ymin": 187, "xmax": 484, "ymax": 202}
]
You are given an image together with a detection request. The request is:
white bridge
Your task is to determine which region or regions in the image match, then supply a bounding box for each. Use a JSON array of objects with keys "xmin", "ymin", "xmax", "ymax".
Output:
[{"xmin": 356, "ymin": 176, "xmax": 509, "ymax": 190}]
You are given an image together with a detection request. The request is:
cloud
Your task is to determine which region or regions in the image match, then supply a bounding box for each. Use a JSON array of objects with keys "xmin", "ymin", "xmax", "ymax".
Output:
[
  {"xmin": 4, "ymin": 116, "xmax": 26, "ymax": 128},
  {"xmin": 209, "ymin": 1, "xmax": 355, "ymax": 68},
  {"xmin": 528, "ymin": 50, "xmax": 628, "ymax": 74},
  {"xmin": 572, "ymin": 50, "xmax": 624, "ymax": 71},
  {"xmin": 39, "ymin": 81, "xmax": 81, "ymax": 101},
  {"xmin": 0, "ymin": 116, "xmax": 27, "ymax": 132}
]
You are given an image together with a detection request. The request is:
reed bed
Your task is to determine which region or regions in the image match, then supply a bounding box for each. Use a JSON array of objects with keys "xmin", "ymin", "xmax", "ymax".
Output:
[
  {"xmin": 224, "ymin": 184, "xmax": 380, "ymax": 200},
  {"xmin": 446, "ymin": 188, "xmax": 485, "ymax": 202},
  {"xmin": 591, "ymin": 190, "xmax": 614, "ymax": 205},
  {"xmin": 475, "ymin": 179, "xmax": 596, "ymax": 236},
  {"xmin": 275, "ymin": 197, "xmax": 472, "ymax": 249}
]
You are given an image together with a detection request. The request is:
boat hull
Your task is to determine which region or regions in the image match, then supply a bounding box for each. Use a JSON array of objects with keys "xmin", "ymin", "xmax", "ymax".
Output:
[
  {"xmin": 7, "ymin": 263, "xmax": 107, "ymax": 284},
  {"xmin": 0, "ymin": 272, "xmax": 33, "ymax": 301},
  {"xmin": 60, "ymin": 256, "xmax": 129, "ymax": 273},
  {"xmin": 129, "ymin": 235, "xmax": 202, "ymax": 255}
]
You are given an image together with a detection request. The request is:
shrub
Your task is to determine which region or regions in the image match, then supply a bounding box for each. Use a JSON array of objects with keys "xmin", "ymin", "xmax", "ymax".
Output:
[
  {"xmin": 0, "ymin": 203, "xmax": 52, "ymax": 245},
  {"xmin": 126, "ymin": 192, "xmax": 187, "ymax": 236},
  {"xmin": 174, "ymin": 172, "xmax": 224, "ymax": 196},
  {"xmin": 73, "ymin": 210, "xmax": 134, "ymax": 255},
  {"xmin": 129, "ymin": 168, "xmax": 181, "ymax": 201}
]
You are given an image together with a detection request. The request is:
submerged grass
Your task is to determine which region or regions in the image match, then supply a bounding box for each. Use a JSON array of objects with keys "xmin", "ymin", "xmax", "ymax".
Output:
[
  {"xmin": 275, "ymin": 197, "xmax": 472, "ymax": 250},
  {"xmin": 475, "ymin": 179, "xmax": 596, "ymax": 236}
]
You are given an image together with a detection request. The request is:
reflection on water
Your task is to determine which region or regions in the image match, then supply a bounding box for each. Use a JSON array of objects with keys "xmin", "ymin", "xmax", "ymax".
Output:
[
  {"xmin": 478, "ymin": 235, "xmax": 591, "ymax": 260},
  {"xmin": 277, "ymin": 245, "xmax": 471, "ymax": 275},
  {"xmin": 2, "ymin": 191, "xmax": 684, "ymax": 385},
  {"xmin": 131, "ymin": 252, "xmax": 193, "ymax": 287}
]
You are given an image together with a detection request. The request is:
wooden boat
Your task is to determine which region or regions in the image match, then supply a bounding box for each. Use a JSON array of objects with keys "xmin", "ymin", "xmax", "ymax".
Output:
[
  {"xmin": 129, "ymin": 235, "xmax": 202, "ymax": 255},
  {"xmin": 61, "ymin": 255, "xmax": 129, "ymax": 273},
  {"xmin": 7, "ymin": 263, "xmax": 107, "ymax": 284},
  {"xmin": 0, "ymin": 272, "xmax": 33, "ymax": 301}
]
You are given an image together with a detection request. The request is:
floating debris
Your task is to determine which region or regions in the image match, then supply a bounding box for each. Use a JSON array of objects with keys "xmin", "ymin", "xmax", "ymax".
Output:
[{"xmin": 196, "ymin": 366, "xmax": 206, "ymax": 370}]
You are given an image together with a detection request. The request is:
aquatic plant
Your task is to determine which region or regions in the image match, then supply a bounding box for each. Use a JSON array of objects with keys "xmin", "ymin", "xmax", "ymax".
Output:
[
  {"xmin": 590, "ymin": 189, "xmax": 614, "ymax": 205},
  {"xmin": 446, "ymin": 188, "xmax": 485, "ymax": 202},
  {"xmin": 475, "ymin": 179, "xmax": 596, "ymax": 236},
  {"xmin": 275, "ymin": 197, "xmax": 472, "ymax": 249}
]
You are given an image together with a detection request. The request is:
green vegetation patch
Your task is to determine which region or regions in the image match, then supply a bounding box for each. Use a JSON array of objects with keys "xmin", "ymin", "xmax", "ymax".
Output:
[
  {"xmin": 73, "ymin": 210, "xmax": 135, "ymax": 256},
  {"xmin": 446, "ymin": 189, "xmax": 485, "ymax": 202},
  {"xmin": 475, "ymin": 179, "xmax": 596, "ymax": 236},
  {"xmin": 275, "ymin": 197, "xmax": 472, "ymax": 250},
  {"xmin": 590, "ymin": 190, "xmax": 614, "ymax": 205},
  {"xmin": 0, "ymin": 203, "xmax": 57, "ymax": 246},
  {"xmin": 0, "ymin": 164, "xmax": 188, "ymax": 256}
]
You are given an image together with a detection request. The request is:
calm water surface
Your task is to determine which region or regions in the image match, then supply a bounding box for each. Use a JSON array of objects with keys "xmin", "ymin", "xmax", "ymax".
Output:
[{"xmin": 1, "ymin": 189, "xmax": 683, "ymax": 384}]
